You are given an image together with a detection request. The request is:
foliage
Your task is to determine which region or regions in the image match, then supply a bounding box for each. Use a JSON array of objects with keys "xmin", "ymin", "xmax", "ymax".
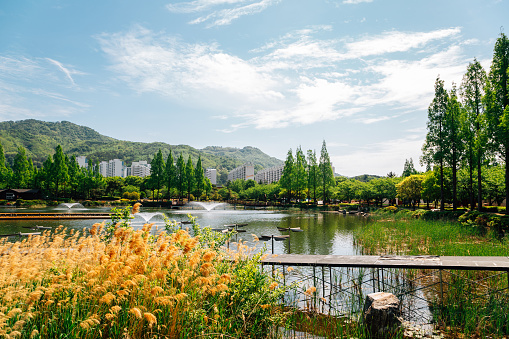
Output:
[
  {"xmin": 0, "ymin": 120, "xmax": 282, "ymax": 172},
  {"xmin": 396, "ymin": 174, "xmax": 424, "ymax": 210}
]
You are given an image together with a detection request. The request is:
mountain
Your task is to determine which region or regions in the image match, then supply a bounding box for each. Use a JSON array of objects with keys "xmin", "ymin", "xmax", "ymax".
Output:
[{"xmin": 0, "ymin": 120, "xmax": 282, "ymax": 172}]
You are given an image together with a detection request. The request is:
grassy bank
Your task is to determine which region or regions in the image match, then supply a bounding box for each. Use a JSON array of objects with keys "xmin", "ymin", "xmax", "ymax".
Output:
[{"xmin": 354, "ymin": 207, "xmax": 509, "ymax": 337}]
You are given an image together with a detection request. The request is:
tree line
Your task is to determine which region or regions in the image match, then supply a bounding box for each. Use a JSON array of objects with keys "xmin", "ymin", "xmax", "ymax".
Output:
[
  {"xmin": 421, "ymin": 33, "xmax": 509, "ymax": 213},
  {"xmin": 0, "ymin": 143, "xmax": 214, "ymax": 201}
]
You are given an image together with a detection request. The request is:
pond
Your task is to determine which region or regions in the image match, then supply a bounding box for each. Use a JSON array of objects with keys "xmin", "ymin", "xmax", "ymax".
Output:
[{"xmin": 0, "ymin": 204, "xmax": 368, "ymax": 255}]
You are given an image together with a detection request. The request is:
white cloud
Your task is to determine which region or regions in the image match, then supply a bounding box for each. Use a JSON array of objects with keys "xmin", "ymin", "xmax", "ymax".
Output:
[
  {"xmin": 45, "ymin": 58, "xmax": 81, "ymax": 86},
  {"xmin": 98, "ymin": 26, "xmax": 473, "ymax": 131},
  {"xmin": 332, "ymin": 134, "xmax": 425, "ymax": 176},
  {"xmin": 342, "ymin": 0, "xmax": 373, "ymax": 4},
  {"xmin": 342, "ymin": 28, "xmax": 461, "ymax": 58},
  {"xmin": 168, "ymin": 0, "xmax": 280, "ymax": 27},
  {"xmin": 0, "ymin": 55, "xmax": 87, "ymax": 121}
]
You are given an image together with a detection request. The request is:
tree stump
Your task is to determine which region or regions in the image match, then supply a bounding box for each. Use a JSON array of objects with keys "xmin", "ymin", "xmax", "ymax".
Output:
[{"xmin": 363, "ymin": 292, "xmax": 402, "ymax": 338}]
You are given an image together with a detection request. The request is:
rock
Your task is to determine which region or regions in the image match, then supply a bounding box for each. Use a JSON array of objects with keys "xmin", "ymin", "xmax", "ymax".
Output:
[{"xmin": 363, "ymin": 292, "xmax": 402, "ymax": 338}]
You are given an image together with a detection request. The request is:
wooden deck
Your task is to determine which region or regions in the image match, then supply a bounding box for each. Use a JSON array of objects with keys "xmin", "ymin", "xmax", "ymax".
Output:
[{"xmin": 261, "ymin": 254, "xmax": 509, "ymax": 272}]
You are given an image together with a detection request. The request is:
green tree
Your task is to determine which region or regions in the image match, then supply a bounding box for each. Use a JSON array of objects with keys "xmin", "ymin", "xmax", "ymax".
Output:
[
  {"xmin": 444, "ymin": 84, "xmax": 463, "ymax": 211},
  {"xmin": 483, "ymin": 164, "xmax": 506, "ymax": 206},
  {"xmin": 12, "ymin": 147, "xmax": 30, "ymax": 188},
  {"xmin": 279, "ymin": 149, "xmax": 295, "ymax": 202},
  {"xmin": 164, "ymin": 150, "xmax": 176, "ymax": 199},
  {"xmin": 294, "ymin": 147, "xmax": 307, "ymax": 201},
  {"xmin": 150, "ymin": 149, "xmax": 165, "ymax": 201},
  {"xmin": 52, "ymin": 145, "xmax": 69, "ymax": 198},
  {"xmin": 0, "ymin": 142, "xmax": 10, "ymax": 188},
  {"xmin": 396, "ymin": 174, "xmax": 425, "ymax": 210},
  {"xmin": 402, "ymin": 158, "xmax": 418, "ymax": 177},
  {"xmin": 422, "ymin": 76, "xmax": 448, "ymax": 211},
  {"xmin": 194, "ymin": 155, "xmax": 205, "ymax": 198},
  {"xmin": 318, "ymin": 141, "xmax": 334, "ymax": 203},
  {"xmin": 185, "ymin": 155, "xmax": 195, "ymax": 200},
  {"xmin": 371, "ymin": 177, "xmax": 397, "ymax": 207},
  {"xmin": 461, "ymin": 59, "xmax": 488, "ymax": 211},
  {"xmin": 176, "ymin": 154, "xmax": 186, "ymax": 199},
  {"xmin": 486, "ymin": 33, "xmax": 509, "ymax": 214},
  {"xmin": 306, "ymin": 150, "xmax": 318, "ymax": 203},
  {"xmin": 421, "ymin": 171, "xmax": 440, "ymax": 209}
]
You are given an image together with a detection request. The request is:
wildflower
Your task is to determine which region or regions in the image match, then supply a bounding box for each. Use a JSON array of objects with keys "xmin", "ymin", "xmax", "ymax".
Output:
[
  {"xmin": 110, "ymin": 305, "xmax": 122, "ymax": 314},
  {"xmin": 129, "ymin": 307, "xmax": 142, "ymax": 319},
  {"xmin": 151, "ymin": 286, "xmax": 164, "ymax": 296},
  {"xmin": 269, "ymin": 282, "xmax": 278, "ymax": 290},
  {"xmin": 202, "ymin": 251, "xmax": 216, "ymax": 262},
  {"xmin": 200, "ymin": 263, "xmax": 214, "ymax": 277},
  {"xmin": 143, "ymin": 312, "xmax": 157, "ymax": 327},
  {"xmin": 219, "ymin": 274, "xmax": 231, "ymax": 284},
  {"xmin": 131, "ymin": 203, "xmax": 142, "ymax": 214},
  {"xmin": 100, "ymin": 292, "xmax": 116, "ymax": 305},
  {"xmin": 304, "ymin": 286, "xmax": 317, "ymax": 296},
  {"xmin": 105, "ymin": 313, "xmax": 116, "ymax": 321}
]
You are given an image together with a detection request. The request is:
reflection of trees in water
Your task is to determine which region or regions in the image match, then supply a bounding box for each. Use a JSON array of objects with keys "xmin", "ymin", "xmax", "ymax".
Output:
[{"xmin": 278, "ymin": 214, "xmax": 368, "ymax": 255}]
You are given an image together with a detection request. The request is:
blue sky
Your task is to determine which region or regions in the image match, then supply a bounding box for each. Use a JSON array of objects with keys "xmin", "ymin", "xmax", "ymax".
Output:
[{"xmin": 0, "ymin": 0, "xmax": 507, "ymax": 176}]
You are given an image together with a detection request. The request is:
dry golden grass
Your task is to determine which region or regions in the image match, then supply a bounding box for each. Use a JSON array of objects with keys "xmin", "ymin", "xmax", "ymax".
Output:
[{"xmin": 0, "ymin": 222, "xmax": 285, "ymax": 338}]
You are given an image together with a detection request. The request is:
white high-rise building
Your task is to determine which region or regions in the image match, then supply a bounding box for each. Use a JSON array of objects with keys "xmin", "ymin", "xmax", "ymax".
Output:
[
  {"xmin": 98, "ymin": 161, "xmax": 108, "ymax": 177},
  {"xmin": 255, "ymin": 164, "xmax": 284, "ymax": 184},
  {"xmin": 133, "ymin": 161, "xmax": 151, "ymax": 178},
  {"xmin": 76, "ymin": 156, "xmax": 88, "ymax": 169},
  {"xmin": 228, "ymin": 163, "xmax": 255, "ymax": 182},
  {"xmin": 205, "ymin": 168, "xmax": 217, "ymax": 185},
  {"xmin": 108, "ymin": 159, "xmax": 124, "ymax": 177}
]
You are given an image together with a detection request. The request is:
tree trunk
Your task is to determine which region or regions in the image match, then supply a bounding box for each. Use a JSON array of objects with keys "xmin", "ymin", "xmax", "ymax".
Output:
[
  {"xmin": 506, "ymin": 148, "xmax": 509, "ymax": 215},
  {"xmin": 440, "ymin": 159, "xmax": 444, "ymax": 211},
  {"xmin": 477, "ymin": 150, "xmax": 482, "ymax": 212}
]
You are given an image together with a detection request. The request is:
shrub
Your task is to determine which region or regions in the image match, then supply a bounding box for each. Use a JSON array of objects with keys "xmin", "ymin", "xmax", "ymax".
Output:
[{"xmin": 383, "ymin": 205, "xmax": 398, "ymax": 213}]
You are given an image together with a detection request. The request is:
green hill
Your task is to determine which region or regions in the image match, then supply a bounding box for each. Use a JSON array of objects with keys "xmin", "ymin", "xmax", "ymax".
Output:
[{"xmin": 0, "ymin": 120, "xmax": 282, "ymax": 173}]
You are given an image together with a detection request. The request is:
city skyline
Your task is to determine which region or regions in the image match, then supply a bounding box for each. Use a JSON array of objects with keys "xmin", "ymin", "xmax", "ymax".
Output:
[{"xmin": 1, "ymin": 0, "xmax": 507, "ymax": 176}]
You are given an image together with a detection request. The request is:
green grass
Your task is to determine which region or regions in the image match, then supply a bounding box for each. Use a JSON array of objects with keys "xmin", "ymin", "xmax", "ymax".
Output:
[{"xmin": 354, "ymin": 209, "xmax": 509, "ymax": 337}]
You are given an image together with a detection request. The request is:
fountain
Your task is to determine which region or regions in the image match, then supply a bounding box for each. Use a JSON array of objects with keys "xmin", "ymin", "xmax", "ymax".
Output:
[
  {"xmin": 133, "ymin": 212, "xmax": 166, "ymax": 223},
  {"xmin": 187, "ymin": 202, "xmax": 226, "ymax": 211},
  {"xmin": 56, "ymin": 202, "xmax": 85, "ymax": 210}
]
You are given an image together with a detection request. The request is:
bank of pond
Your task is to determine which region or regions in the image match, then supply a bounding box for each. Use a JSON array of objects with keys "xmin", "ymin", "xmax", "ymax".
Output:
[{"xmin": 0, "ymin": 205, "xmax": 508, "ymax": 338}]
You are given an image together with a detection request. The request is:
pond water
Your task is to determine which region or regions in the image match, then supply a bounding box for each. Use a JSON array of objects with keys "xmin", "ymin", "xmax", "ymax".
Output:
[{"xmin": 0, "ymin": 205, "xmax": 368, "ymax": 255}]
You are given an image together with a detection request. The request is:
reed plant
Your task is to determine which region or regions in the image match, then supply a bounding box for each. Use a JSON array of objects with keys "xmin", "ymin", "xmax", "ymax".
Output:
[{"xmin": 0, "ymin": 205, "xmax": 286, "ymax": 338}]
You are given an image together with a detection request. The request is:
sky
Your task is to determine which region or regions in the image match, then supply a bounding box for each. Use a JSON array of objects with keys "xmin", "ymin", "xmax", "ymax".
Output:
[{"xmin": 0, "ymin": 0, "xmax": 507, "ymax": 176}]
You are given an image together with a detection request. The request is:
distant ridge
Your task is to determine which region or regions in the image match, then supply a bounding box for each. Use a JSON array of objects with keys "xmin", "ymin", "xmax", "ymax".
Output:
[{"xmin": 0, "ymin": 119, "xmax": 282, "ymax": 172}]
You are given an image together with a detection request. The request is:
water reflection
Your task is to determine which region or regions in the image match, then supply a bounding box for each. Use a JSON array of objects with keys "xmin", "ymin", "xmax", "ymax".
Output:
[{"xmin": 0, "ymin": 206, "xmax": 367, "ymax": 255}]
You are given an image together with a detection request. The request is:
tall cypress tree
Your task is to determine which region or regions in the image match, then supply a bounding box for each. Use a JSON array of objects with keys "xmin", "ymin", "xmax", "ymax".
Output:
[
  {"xmin": 461, "ymin": 59, "xmax": 488, "ymax": 211},
  {"xmin": 422, "ymin": 76, "xmax": 448, "ymax": 211},
  {"xmin": 150, "ymin": 149, "xmax": 165, "ymax": 201},
  {"xmin": 487, "ymin": 33, "xmax": 509, "ymax": 214},
  {"xmin": 0, "ymin": 142, "xmax": 10, "ymax": 188},
  {"xmin": 444, "ymin": 84, "xmax": 463, "ymax": 211},
  {"xmin": 165, "ymin": 150, "xmax": 175, "ymax": 199},
  {"xmin": 52, "ymin": 145, "xmax": 69, "ymax": 198},
  {"xmin": 294, "ymin": 146, "xmax": 307, "ymax": 201},
  {"xmin": 12, "ymin": 147, "xmax": 30, "ymax": 188},
  {"xmin": 185, "ymin": 155, "xmax": 195, "ymax": 200},
  {"xmin": 307, "ymin": 149, "xmax": 318, "ymax": 203},
  {"xmin": 176, "ymin": 154, "xmax": 186, "ymax": 199},
  {"xmin": 279, "ymin": 149, "xmax": 295, "ymax": 202},
  {"xmin": 319, "ymin": 141, "xmax": 334, "ymax": 203},
  {"xmin": 194, "ymin": 155, "xmax": 205, "ymax": 199}
]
